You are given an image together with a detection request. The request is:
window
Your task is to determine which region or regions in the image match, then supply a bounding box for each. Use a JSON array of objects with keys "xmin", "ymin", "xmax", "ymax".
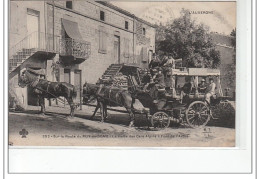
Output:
[
  {"xmin": 142, "ymin": 28, "xmax": 146, "ymax": 35},
  {"xmin": 99, "ymin": 26, "xmax": 107, "ymax": 53},
  {"xmin": 66, "ymin": 1, "xmax": 73, "ymax": 9},
  {"xmin": 100, "ymin": 10, "xmax": 105, "ymax": 21},
  {"xmin": 125, "ymin": 21, "xmax": 129, "ymax": 30}
]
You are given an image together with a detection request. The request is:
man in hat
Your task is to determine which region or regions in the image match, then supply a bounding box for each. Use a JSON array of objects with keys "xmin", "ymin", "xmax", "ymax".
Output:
[
  {"xmin": 198, "ymin": 79, "xmax": 207, "ymax": 93},
  {"xmin": 205, "ymin": 78, "xmax": 216, "ymax": 104},
  {"xmin": 142, "ymin": 68, "xmax": 153, "ymax": 91},
  {"xmin": 154, "ymin": 67, "xmax": 165, "ymax": 89},
  {"xmin": 149, "ymin": 53, "xmax": 161, "ymax": 69}
]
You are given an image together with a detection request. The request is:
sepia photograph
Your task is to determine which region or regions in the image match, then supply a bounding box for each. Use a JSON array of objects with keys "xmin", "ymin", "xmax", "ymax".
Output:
[{"xmin": 8, "ymin": 0, "xmax": 236, "ymax": 147}]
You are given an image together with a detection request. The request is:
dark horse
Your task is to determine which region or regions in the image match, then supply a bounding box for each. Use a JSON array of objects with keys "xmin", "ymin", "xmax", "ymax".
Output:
[
  {"xmin": 83, "ymin": 83, "xmax": 148, "ymax": 127},
  {"xmin": 19, "ymin": 70, "xmax": 77, "ymax": 117}
]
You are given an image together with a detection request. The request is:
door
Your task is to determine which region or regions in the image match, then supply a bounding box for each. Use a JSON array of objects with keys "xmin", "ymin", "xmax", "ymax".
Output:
[
  {"xmin": 114, "ymin": 36, "xmax": 120, "ymax": 63},
  {"xmin": 64, "ymin": 69, "xmax": 71, "ymax": 83},
  {"xmin": 27, "ymin": 9, "xmax": 39, "ymax": 48},
  {"xmin": 148, "ymin": 50, "xmax": 153, "ymax": 64},
  {"xmin": 74, "ymin": 70, "xmax": 82, "ymax": 105}
]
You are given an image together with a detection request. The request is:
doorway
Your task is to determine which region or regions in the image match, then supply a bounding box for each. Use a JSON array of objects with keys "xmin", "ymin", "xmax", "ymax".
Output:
[
  {"xmin": 74, "ymin": 70, "xmax": 82, "ymax": 108},
  {"xmin": 114, "ymin": 35, "xmax": 120, "ymax": 63},
  {"xmin": 27, "ymin": 9, "xmax": 39, "ymax": 48}
]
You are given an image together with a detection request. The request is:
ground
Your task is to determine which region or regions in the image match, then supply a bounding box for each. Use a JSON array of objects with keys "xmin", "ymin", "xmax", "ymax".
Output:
[{"xmin": 8, "ymin": 104, "xmax": 235, "ymax": 147}]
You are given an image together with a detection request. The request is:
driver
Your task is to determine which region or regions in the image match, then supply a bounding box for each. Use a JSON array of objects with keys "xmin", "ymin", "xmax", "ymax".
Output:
[{"xmin": 154, "ymin": 68, "xmax": 165, "ymax": 89}]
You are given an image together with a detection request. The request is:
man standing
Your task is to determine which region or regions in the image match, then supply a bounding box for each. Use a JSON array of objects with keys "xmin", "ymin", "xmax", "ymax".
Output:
[
  {"xmin": 205, "ymin": 78, "xmax": 216, "ymax": 104},
  {"xmin": 149, "ymin": 53, "xmax": 161, "ymax": 69},
  {"xmin": 163, "ymin": 56, "xmax": 176, "ymax": 69}
]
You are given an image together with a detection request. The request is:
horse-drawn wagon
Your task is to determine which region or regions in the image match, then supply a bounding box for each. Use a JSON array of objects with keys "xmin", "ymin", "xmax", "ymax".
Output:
[
  {"xmin": 83, "ymin": 64, "xmax": 232, "ymax": 129},
  {"xmin": 18, "ymin": 64, "xmax": 232, "ymax": 130}
]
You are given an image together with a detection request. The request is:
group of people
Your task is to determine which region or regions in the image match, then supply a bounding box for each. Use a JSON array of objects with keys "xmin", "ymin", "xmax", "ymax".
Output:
[
  {"xmin": 140, "ymin": 53, "xmax": 216, "ymax": 104},
  {"xmin": 180, "ymin": 77, "xmax": 216, "ymax": 104},
  {"xmin": 142, "ymin": 54, "xmax": 168, "ymax": 92}
]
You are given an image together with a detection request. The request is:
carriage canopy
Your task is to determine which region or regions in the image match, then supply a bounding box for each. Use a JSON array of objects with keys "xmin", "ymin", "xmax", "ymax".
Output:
[{"xmin": 171, "ymin": 68, "xmax": 220, "ymax": 76}]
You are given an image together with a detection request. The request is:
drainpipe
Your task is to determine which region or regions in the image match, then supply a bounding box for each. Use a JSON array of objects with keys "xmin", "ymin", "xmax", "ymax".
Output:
[
  {"xmin": 133, "ymin": 16, "xmax": 135, "ymax": 64},
  {"xmin": 52, "ymin": 0, "xmax": 55, "ymax": 52}
]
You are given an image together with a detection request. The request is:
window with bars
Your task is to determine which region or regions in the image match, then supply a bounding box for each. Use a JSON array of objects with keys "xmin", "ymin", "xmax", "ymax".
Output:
[
  {"xmin": 99, "ymin": 26, "xmax": 107, "ymax": 53},
  {"xmin": 100, "ymin": 10, "xmax": 105, "ymax": 21},
  {"xmin": 66, "ymin": 1, "xmax": 73, "ymax": 9},
  {"xmin": 125, "ymin": 21, "xmax": 129, "ymax": 30},
  {"xmin": 142, "ymin": 28, "xmax": 146, "ymax": 36}
]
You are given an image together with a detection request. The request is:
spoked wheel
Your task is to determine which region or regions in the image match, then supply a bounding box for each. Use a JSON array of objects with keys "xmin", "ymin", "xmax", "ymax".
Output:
[
  {"xmin": 186, "ymin": 101, "xmax": 210, "ymax": 128},
  {"xmin": 151, "ymin": 112, "xmax": 170, "ymax": 130}
]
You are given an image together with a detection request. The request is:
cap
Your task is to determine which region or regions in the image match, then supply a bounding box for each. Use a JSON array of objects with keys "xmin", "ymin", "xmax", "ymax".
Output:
[{"xmin": 201, "ymin": 79, "xmax": 205, "ymax": 82}]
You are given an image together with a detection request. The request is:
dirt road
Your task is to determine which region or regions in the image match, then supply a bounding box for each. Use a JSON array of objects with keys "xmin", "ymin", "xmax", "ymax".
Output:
[{"xmin": 8, "ymin": 105, "xmax": 235, "ymax": 147}]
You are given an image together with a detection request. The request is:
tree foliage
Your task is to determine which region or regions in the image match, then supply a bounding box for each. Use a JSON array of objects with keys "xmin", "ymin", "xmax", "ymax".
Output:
[
  {"xmin": 226, "ymin": 28, "xmax": 236, "ymax": 88},
  {"xmin": 155, "ymin": 9, "xmax": 220, "ymax": 68}
]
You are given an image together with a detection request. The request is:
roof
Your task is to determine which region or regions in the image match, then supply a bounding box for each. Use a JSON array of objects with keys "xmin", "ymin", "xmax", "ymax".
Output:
[
  {"xmin": 96, "ymin": 1, "xmax": 157, "ymax": 28},
  {"xmin": 172, "ymin": 68, "xmax": 220, "ymax": 76}
]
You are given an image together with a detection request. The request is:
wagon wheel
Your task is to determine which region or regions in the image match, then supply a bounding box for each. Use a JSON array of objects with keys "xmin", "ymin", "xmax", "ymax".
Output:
[
  {"xmin": 186, "ymin": 101, "xmax": 210, "ymax": 128},
  {"xmin": 151, "ymin": 112, "xmax": 170, "ymax": 130}
]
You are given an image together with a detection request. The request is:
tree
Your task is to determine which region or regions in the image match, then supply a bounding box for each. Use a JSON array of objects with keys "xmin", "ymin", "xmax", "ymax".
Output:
[
  {"xmin": 155, "ymin": 9, "xmax": 220, "ymax": 68},
  {"xmin": 226, "ymin": 29, "xmax": 236, "ymax": 91}
]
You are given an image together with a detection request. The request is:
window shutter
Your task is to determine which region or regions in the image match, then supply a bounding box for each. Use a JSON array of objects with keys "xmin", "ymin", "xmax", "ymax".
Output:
[
  {"xmin": 99, "ymin": 28, "xmax": 102, "ymax": 51},
  {"xmin": 102, "ymin": 31, "xmax": 107, "ymax": 52},
  {"xmin": 124, "ymin": 38, "xmax": 129, "ymax": 58},
  {"xmin": 142, "ymin": 47, "xmax": 148, "ymax": 62},
  {"xmin": 99, "ymin": 26, "xmax": 107, "ymax": 53}
]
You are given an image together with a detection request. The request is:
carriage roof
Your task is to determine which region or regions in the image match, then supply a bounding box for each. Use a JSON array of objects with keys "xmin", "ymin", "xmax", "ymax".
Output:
[{"xmin": 171, "ymin": 68, "xmax": 220, "ymax": 76}]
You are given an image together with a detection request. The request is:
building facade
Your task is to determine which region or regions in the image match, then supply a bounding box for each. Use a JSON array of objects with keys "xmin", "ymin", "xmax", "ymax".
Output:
[
  {"xmin": 9, "ymin": 1, "xmax": 156, "ymax": 108},
  {"xmin": 210, "ymin": 32, "xmax": 236, "ymax": 98}
]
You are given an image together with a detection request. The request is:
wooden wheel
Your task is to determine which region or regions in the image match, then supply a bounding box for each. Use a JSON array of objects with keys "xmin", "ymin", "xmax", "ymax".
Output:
[
  {"xmin": 151, "ymin": 112, "xmax": 170, "ymax": 129},
  {"xmin": 186, "ymin": 101, "xmax": 210, "ymax": 128}
]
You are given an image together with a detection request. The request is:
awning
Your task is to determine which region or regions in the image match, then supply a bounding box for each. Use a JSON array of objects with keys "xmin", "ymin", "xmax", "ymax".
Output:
[
  {"xmin": 27, "ymin": 68, "xmax": 46, "ymax": 76},
  {"xmin": 62, "ymin": 18, "xmax": 82, "ymax": 40}
]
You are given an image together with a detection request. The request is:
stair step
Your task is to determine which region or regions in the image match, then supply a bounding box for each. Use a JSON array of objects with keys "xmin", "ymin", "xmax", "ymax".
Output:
[
  {"xmin": 102, "ymin": 75, "xmax": 112, "ymax": 78},
  {"xmin": 104, "ymin": 71, "xmax": 119, "ymax": 74}
]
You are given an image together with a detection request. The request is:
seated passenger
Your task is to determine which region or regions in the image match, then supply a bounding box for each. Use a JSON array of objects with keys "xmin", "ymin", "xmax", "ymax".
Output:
[
  {"xmin": 205, "ymin": 78, "xmax": 216, "ymax": 104},
  {"xmin": 180, "ymin": 78, "xmax": 192, "ymax": 103},
  {"xmin": 198, "ymin": 79, "xmax": 207, "ymax": 93}
]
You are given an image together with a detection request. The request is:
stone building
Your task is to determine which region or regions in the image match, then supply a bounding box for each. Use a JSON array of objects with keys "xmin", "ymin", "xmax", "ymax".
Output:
[
  {"xmin": 210, "ymin": 32, "xmax": 236, "ymax": 98},
  {"xmin": 9, "ymin": 1, "xmax": 156, "ymax": 108}
]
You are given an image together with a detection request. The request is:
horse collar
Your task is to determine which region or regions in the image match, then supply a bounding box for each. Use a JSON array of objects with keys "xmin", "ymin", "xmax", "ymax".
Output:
[{"xmin": 30, "ymin": 78, "xmax": 40, "ymax": 88}]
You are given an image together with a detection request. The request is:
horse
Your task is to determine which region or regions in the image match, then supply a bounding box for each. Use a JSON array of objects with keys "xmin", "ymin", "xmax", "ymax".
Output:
[
  {"xmin": 83, "ymin": 83, "xmax": 148, "ymax": 127},
  {"xmin": 19, "ymin": 69, "xmax": 77, "ymax": 117}
]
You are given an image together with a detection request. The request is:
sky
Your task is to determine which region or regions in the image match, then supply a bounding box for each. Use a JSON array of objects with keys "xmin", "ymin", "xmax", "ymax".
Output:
[{"xmin": 111, "ymin": 1, "xmax": 236, "ymax": 35}]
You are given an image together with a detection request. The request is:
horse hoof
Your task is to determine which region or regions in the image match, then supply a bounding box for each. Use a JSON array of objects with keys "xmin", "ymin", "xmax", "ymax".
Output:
[
  {"xmin": 128, "ymin": 121, "xmax": 134, "ymax": 128},
  {"xmin": 39, "ymin": 113, "xmax": 45, "ymax": 116}
]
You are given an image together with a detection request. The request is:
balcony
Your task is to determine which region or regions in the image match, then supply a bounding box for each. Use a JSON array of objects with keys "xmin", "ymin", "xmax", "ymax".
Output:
[
  {"xmin": 9, "ymin": 32, "xmax": 60, "ymax": 75},
  {"xmin": 59, "ymin": 38, "xmax": 91, "ymax": 65}
]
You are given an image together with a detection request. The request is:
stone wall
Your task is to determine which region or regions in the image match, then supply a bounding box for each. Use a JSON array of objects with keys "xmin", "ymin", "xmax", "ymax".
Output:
[{"xmin": 46, "ymin": 1, "xmax": 155, "ymax": 84}]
